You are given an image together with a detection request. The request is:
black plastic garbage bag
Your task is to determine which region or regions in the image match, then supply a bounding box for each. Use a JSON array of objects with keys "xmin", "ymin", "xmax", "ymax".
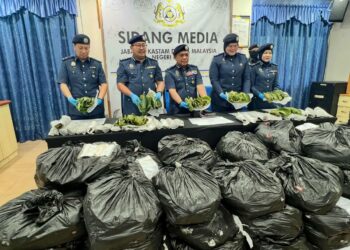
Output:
[
  {"xmin": 216, "ymin": 131, "xmax": 270, "ymax": 162},
  {"xmin": 118, "ymin": 140, "xmax": 162, "ymax": 167},
  {"xmin": 265, "ymin": 153, "xmax": 343, "ymax": 214},
  {"xmin": 344, "ymin": 170, "xmax": 350, "ymax": 199},
  {"xmin": 167, "ymin": 206, "xmax": 238, "ymax": 250},
  {"xmin": 158, "ymin": 134, "xmax": 216, "ymax": 169},
  {"xmin": 153, "ymin": 161, "xmax": 221, "ymax": 225},
  {"xmin": 0, "ymin": 189, "xmax": 85, "ymax": 250},
  {"xmin": 107, "ymin": 140, "xmax": 162, "ymax": 180},
  {"xmin": 253, "ymin": 236, "xmax": 310, "ymax": 250},
  {"xmin": 255, "ymin": 121, "xmax": 301, "ymax": 153},
  {"xmin": 211, "ymin": 160, "xmax": 285, "ymax": 218},
  {"xmin": 46, "ymin": 238, "xmax": 90, "ymax": 250},
  {"xmin": 301, "ymin": 122, "xmax": 350, "ymax": 170},
  {"xmin": 84, "ymin": 166, "xmax": 163, "ymax": 250},
  {"xmin": 167, "ymin": 232, "xmax": 248, "ymax": 250},
  {"xmin": 244, "ymin": 205, "xmax": 303, "ymax": 245},
  {"xmin": 304, "ymin": 224, "xmax": 350, "ymax": 250},
  {"xmin": 304, "ymin": 206, "xmax": 350, "ymax": 238},
  {"xmin": 35, "ymin": 142, "xmax": 120, "ymax": 189}
]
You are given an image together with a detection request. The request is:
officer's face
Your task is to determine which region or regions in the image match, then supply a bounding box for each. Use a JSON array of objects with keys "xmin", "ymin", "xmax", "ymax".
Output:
[
  {"xmin": 74, "ymin": 44, "xmax": 90, "ymax": 60},
  {"xmin": 225, "ymin": 43, "xmax": 239, "ymax": 56},
  {"xmin": 175, "ymin": 51, "xmax": 189, "ymax": 66},
  {"xmin": 261, "ymin": 50, "xmax": 272, "ymax": 62},
  {"xmin": 131, "ymin": 42, "xmax": 147, "ymax": 59}
]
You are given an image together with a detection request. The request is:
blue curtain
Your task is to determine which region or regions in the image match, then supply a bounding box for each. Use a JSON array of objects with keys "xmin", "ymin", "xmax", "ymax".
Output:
[
  {"xmin": 0, "ymin": 2, "xmax": 76, "ymax": 142},
  {"xmin": 251, "ymin": 0, "xmax": 332, "ymax": 108}
]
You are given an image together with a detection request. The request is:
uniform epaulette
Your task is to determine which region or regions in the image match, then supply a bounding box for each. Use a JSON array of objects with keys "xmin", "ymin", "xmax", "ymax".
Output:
[
  {"xmin": 62, "ymin": 56, "xmax": 74, "ymax": 61},
  {"xmin": 214, "ymin": 53, "xmax": 224, "ymax": 58},
  {"xmin": 119, "ymin": 58, "xmax": 130, "ymax": 62},
  {"xmin": 90, "ymin": 57, "xmax": 101, "ymax": 63},
  {"xmin": 165, "ymin": 65, "xmax": 176, "ymax": 72}
]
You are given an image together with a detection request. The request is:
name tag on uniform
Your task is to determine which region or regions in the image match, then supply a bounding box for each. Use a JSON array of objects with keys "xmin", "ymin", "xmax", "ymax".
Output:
[
  {"xmin": 186, "ymin": 71, "xmax": 193, "ymax": 76},
  {"xmin": 90, "ymin": 66, "xmax": 96, "ymax": 69},
  {"xmin": 146, "ymin": 66, "xmax": 156, "ymax": 69},
  {"xmin": 270, "ymin": 70, "xmax": 278, "ymax": 74}
]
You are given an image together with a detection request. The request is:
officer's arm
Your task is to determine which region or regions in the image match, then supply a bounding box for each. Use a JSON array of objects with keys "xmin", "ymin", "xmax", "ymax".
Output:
[
  {"xmin": 60, "ymin": 84, "xmax": 73, "ymax": 98},
  {"xmin": 242, "ymin": 60, "xmax": 251, "ymax": 93},
  {"xmin": 97, "ymin": 63, "xmax": 108, "ymax": 99},
  {"xmin": 165, "ymin": 71, "xmax": 181, "ymax": 104},
  {"xmin": 195, "ymin": 69, "xmax": 207, "ymax": 97},
  {"xmin": 250, "ymin": 66, "xmax": 260, "ymax": 96},
  {"xmin": 272, "ymin": 66, "xmax": 281, "ymax": 90},
  {"xmin": 209, "ymin": 58, "xmax": 223, "ymax": 94},
  {"xmin": 155, "ymin": 63, "xmax": 165, "ymax": 92},
  {"xmin": 116, "ymin": 62, "xmax": 133, "ymax": 96},
  {"xmin": 58, "ymin": 61, "xmax": 74, "ymax": 98}
]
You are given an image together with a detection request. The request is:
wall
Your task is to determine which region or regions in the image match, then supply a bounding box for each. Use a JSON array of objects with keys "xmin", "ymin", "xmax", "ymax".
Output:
[{"xmin": 324, "ymin": 6, "xmax": 350, "ymax": 82}]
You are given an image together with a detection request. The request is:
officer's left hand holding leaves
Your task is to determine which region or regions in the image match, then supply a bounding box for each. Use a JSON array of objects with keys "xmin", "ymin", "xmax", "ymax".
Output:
[
  {"xmin": 155, "ymin": 92, "xmax": 162, "ymax": 101},
  {"xmin": 67, "ymin": 97, "xmax": 78, "ymax": 107},
  {"xmin": 97, "ymin": 98, "xmax": 103, "ymax": 105}
]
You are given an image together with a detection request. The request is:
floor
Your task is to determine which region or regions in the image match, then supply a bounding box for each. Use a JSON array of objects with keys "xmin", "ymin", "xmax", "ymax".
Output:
[{"xmin": 0, "ymin": 140, "xmax": 47, "ymax": 206}]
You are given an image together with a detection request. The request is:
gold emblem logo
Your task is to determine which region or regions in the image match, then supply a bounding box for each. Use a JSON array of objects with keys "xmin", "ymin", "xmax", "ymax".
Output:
[{"xmin": 154, "ymin": 0, "xmax": 185, "ymax": 28}]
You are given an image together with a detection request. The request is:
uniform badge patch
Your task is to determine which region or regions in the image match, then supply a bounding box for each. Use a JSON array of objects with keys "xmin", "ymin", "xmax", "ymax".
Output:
[{"xmin": 71, "ymin": 61, "xmax": 76, "ymax": 67}]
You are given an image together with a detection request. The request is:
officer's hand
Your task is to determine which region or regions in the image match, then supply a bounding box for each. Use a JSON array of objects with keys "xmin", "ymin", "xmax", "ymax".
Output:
[
  {"xmin": 155, "ymin": 92, "xmax": 162, "ymax": 101},
  {"xmin": 219, "ymin": 92, "xmax": 228, "ymax": 101},
  {"xmin": 97, "ymin": 98, "xmax": 103, "ymax": 106},
  {"xmin": 130, "ymin": 93, "xmax": 141, "ymax": 105},
  {"xmin": 179, "ymin": 101, "xmax": 189, "ymax": 109},
  {"xmin": 241, "ymin": 107, "xmax": 248, "ymax": 112},
  {"xmin": 258, "ymin": 92, "xmax": 266, "ymax": 101},
  {"xmin": 67, "ymin": 97, "xmax": 77, "ymax": 106}
]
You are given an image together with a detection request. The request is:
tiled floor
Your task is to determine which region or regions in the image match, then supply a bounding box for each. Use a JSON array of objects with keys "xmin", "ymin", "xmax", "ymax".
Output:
[{"xmin": 0, "ymin": 140, "xmax": 47, "ymax": 206}]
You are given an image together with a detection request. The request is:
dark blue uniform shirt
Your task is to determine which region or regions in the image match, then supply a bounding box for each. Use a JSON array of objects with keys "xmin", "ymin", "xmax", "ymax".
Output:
[
  {"xmin": 209, "ymin": 52, "xmax": 251, "ymax": 112},
  {"xmin": 165, "ymin": 64, "xmax": 203, "ymax": 114},
  {"xmin": 117, "ymin": 57, "xmax": 163, "ymax": 115},
  {"xmin": 250, "ymin": 61, "xmax": 280, "ymax": 110},
  {"xmin": 58, "ymin": 56, "xmax": 106, "ymax": 118}
]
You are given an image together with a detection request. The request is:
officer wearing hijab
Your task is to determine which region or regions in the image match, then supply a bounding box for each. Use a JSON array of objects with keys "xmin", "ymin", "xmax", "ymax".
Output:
[
  {"xmin": 58, "ymin": 34, "xmax": 108, "ymax": 119},
  {"xmin": 116, "ymin": 34, "xmax": 164, "ymax": 115},
  {"xmin": 250, "ymin": 43, "xmax": 281, "ymax": 110},
  {"xmin": 209, "ymin": 33, "xmax": 251, "ymax": 112},
  {"xmin": 165, "ymin": 44, "xmax": 207, "ymax": 115},
  {"xmin": 248, "ymin": 44, "xmax": 259, "ymax": 66}
]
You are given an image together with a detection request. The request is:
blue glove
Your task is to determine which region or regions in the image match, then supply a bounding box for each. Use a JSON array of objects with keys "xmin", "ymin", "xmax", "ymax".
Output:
[
  {"xmin": 219, "ymin": 92, "xmax": 228, "ymax": 101},
  {"xmin": 258, "ymin": 92, "xmax": 266, "ymax": 101},
  {"xmin": 97, "ymin": 98, "xmax": 103, "ymax": 105},
  {"xmin": 241, "ymin": 107, "xmax": 248, "ymax": 112},
  {"xmin": 155, "ymin": 92, "xmax": 162, "ymax": 101},
  {"xmin": 130, "ymin": 93, "xmax": 141, "ymax": 105},
  {"xmin": 67, "ymin": 97, "xmax": 77, "ymax": 106},
  {"xmin": 179, "ymin": 101, "xmax": 189, "ymax": 109}
]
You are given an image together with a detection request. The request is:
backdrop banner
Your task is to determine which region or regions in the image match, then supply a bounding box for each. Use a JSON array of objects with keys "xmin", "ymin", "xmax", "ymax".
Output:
[{"xmin": 102, "ymin": 0, "xmax": 230, "ymax": 114}]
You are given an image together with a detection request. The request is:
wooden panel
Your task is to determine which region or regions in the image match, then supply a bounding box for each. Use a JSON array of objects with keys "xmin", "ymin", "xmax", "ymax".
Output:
[
  {"xmin": 336, "ymin": 116, "xmax": 349, "ymax": 124},
  {"xmin": 338, "ymin": 94, "xmax": 350, "ymax": 108},
  {"xmin": 336, "ymin": 106, "xmax": 350, "ymax": 117},
  {"xmin": 0, "ymin": 104, "xmax": 18, "ymax": 161}
]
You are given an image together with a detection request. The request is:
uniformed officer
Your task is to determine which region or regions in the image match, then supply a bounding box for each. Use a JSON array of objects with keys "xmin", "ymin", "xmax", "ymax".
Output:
[
  {"xmin": 248, "ymin": 44, "xmax": 259, "ymax": 66},
  {"xmin": 58, "ymin": 34, "xmax": 108, "ymax": 120},
  {"xmin": 116, "ymin": 35, "xmax": 164, "ymax": 115},
  {"xmin": 165, "ymin": 44, "xmax": 207, "ymax": 115},
  {"xmin": 209, "ymin": 33, "xmax": 251, "ymax": 112},
  {"xmin": 250, "ymin": 43, "xmax": 281, "ymax": 110}
]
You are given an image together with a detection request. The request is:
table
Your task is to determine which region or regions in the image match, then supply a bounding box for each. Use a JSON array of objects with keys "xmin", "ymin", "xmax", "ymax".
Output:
[{"xmin": 45, "ymin": 113, "xmax": 337, "ymax": 152}]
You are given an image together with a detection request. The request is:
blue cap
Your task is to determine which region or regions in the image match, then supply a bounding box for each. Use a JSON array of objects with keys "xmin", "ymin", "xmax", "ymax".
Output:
[
  {"xmin": 128, "ymin": 34, "xmax": 146, "ymax": 45},
  {"xmin": 72, "ymin": 34, "xmax": 90, "ymax": 45},
  {"xmin": 257, "ymin": 43, "xmax": 273, "ymax": 59},
  {"xmin": 223, "ymin": 33, "xmax": 239, "ymax": 50},
  {"xmin": 173, "ymin": 44, "xmax": 189, "ymax": 56}
]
